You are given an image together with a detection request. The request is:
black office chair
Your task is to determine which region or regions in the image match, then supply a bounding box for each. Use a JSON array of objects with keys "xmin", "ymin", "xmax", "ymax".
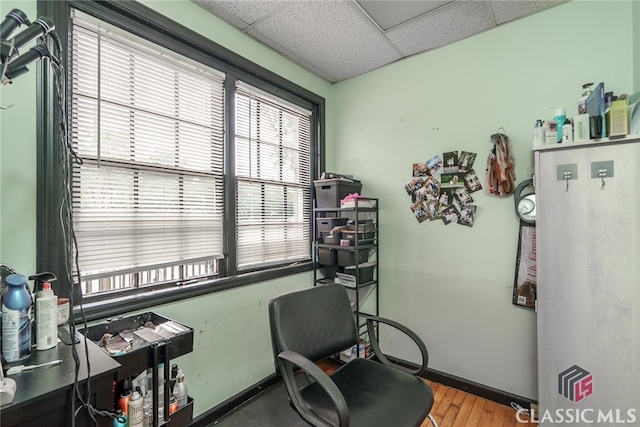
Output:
[{"xmin": 268, "ymin": 284, "xmax": 438, "ymax": 427}]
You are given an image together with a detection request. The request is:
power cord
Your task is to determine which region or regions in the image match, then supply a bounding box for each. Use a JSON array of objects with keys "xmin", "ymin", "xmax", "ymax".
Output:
[
  {"xmin": 49, "ymin": 34, "xmax": 116, "ymax": 426},
  {"xmin": 511, "ymin": 401, "xmax": 530, "ymax": 416}
]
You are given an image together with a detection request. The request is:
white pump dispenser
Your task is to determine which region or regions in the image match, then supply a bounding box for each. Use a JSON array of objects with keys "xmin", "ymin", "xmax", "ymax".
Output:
[{"xmin": 36, "ymin": 282, "xmax": 58, "ymax": 350}]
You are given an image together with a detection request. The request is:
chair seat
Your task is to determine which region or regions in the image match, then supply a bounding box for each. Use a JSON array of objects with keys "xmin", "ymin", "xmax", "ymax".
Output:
[{"xmin": 300, "ymin": 358, "xmax": 434, "ymax": 427}]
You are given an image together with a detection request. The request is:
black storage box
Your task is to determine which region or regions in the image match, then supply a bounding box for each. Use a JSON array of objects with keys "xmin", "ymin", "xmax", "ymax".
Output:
[
  {"xmin": 342, "ymin": 231, "xmax": 375, "ymax": 245},
  {"xmin": 321, "ymin": 231, "xmax": 340, "ymax": 245},
  {"xmin": 316, "ymin": 217, "xmax": 349, "ymax": 233},
  {"xmin": 338, "ymin": 248, "xmax": 369, "ymax": 267},
  {"xmin": 314, "ymin": 179, "xmax": 362, "ymax": 208},
  {"xmin": 80, "ymin": 312, "xmax": 194, "ymax": 380},
  {"xmin": 321, "ymin": 265, "xmax": 340, "ymax": 280},
  {"xmin": 346, "ymin": 219, "xmax": 375, "ymax": 232},
  {"xmin": 318, "ymin": 248, "xmax": 338, "ymax": 265},
  {"xmin": 344, "ymin": 263, "xmax": 376, "ymax": 284}
]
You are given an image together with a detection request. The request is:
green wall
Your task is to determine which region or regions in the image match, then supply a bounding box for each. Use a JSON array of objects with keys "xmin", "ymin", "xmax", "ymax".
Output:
[
  {"xmin": 332, "ymin": 0, "xmax": 635, "ymax": 400},
  {"xmin": 0, "ymin": 1, "xmax": 38, "ymax": 276},
  {"xmin": 1, "ymin": 0, "xmax": 637, "ymax": 419}
]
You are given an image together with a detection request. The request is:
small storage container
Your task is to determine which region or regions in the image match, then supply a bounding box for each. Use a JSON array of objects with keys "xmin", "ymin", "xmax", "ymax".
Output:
[
  {"xmin": 322, "ymin": 232, "xmax": 340, "ymax": 245},
  {"xmin": 338, "ymin": 248, "xmax": 369, "ymax": 267},
  {"xmin": 316, "ymin": 217, "xmax": 349, "ymax": 233},
  {"xmin": 314, "ymin": 179, "xmax": 362, "ymax": 208},
  {"xmin": 345, "ymin": 262, "xmax": 376, "ymax": 284},
  {"xmin": 346, "ymin": 219, "xmax": 375, "ymax": 232},
  {"xmin": 318, "ymin": 248, "xmax": 338, "ymax": 265},
  {"xmin": 342, "ymin": 231, "xmax": 375, "ymax": 245}
]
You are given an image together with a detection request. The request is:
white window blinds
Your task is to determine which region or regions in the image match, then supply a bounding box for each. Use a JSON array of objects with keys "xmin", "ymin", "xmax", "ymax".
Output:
[
  {"xmin": 235, "ymin": 82, "xmax": 312, "ymax": 269},
  {"xmin": 71, "ymin": 14, "xmax": 225, "ymax": 280}
]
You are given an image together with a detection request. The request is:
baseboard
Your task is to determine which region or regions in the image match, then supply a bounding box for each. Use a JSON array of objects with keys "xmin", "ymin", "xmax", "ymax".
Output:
[
  {"xmin": 385, "ymin": 354, "xmax": 537, "ymax": 410},
  {"xmin": 190, "ymin": 373, "xmax": 280, "ymax": 427}
]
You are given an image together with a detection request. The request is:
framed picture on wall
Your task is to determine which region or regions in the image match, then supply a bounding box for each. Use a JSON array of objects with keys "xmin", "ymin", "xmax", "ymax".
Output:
[{"xmin": 512, "ymin": 223, "xmax": 537, "ymax": 310}]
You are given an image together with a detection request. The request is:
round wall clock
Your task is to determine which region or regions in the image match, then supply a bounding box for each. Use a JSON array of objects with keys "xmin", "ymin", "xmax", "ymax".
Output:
[{"xmin": 514, "ymin": 179, "xmax": 536, "ymax": 224}]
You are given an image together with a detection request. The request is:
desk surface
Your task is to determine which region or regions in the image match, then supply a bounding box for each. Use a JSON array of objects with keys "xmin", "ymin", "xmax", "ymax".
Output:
[{"xmin": 1, "ymin": 332, "xmax": 120, "ymax": 412}]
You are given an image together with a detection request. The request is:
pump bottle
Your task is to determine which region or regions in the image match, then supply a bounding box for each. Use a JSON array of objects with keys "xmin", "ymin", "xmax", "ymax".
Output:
[
  {"xmin": 173, "ymin": 369, "xmax": 188, "ymax": 409},
  {"xmin": 36, "ymin": 282, "xmax": 58, "ymax": 350}
]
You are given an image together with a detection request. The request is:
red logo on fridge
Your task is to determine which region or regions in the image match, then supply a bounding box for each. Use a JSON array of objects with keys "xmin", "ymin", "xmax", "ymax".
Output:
[{"xmin": 558, "ymin": 365, "xmax": 593, "ymax": 402}]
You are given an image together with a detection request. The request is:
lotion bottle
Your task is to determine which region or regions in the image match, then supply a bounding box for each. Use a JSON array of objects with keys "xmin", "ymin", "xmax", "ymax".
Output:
[
  {"xmin": 36, "ymin": 282, "xmax": 58, "ymax": 350},
  {"xmin": 173, "ymin": 369, "xmax": 188, "ymax": 409}
]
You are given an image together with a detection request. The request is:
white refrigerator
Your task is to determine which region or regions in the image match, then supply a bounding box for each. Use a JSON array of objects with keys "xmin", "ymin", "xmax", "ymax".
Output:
[{"xmin": 535, "ymin": 136, "xmax": 640, "ymax": 426}]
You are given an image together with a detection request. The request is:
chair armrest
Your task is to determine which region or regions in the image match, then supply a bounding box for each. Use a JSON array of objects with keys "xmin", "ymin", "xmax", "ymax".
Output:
[
  {"xmin": 359, "ymin": 314, "xmax": 429, "ymax": 376},
  {"xmin": 278, "ymin": 350, "xmax": 349, "ymax": 427}
]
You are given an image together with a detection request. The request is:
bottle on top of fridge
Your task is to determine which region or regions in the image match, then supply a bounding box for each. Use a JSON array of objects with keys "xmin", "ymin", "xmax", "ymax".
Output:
[
  {"xmin": 578, "ymin": 82, "xmax": 594, "ymax": 114},
  {"xmin": 532, "ymin": 118, "xmax": 545, "ymax": 146},
  {"xmin": 553, "ymin": 108, "xmax": 566, "ymax": 143}
]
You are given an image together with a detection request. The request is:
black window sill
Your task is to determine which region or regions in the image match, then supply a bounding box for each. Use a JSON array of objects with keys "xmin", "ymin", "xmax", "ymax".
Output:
[{"xmin": 74, "ymin": 261, "xmax": 314, "ymax": 323}]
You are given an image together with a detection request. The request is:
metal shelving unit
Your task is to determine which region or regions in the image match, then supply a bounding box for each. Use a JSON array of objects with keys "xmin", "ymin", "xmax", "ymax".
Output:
[{"xmin": 313, "ymin": 197, "xmax": 379, "ymax": 359}]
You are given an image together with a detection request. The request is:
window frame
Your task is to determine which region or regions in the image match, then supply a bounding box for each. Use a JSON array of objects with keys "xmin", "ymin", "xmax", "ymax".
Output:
[{"xmin": 37, "ymin": 0, "xmax": 324, "ymax": 322}]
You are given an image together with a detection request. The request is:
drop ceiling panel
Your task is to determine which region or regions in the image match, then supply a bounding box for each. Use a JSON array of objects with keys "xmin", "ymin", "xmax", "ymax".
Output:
[
  {"xmin": 357, "ymin": 0, "xmax": 454, "ymax": 31},
  {"xmin": 197, "ymin": 0, "xmax": 288, "ymax": 29},
  {"xmin": 385, "ymin": 1, "xmax": 494, "ymax": 57},
  {"xmin": 247, "ymin": 1, "xmax": 403, "ymax": 82}
]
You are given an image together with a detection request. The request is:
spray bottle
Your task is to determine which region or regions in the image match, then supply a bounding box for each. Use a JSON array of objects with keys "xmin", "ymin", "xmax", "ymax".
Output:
[{"xmin": 1, "ymin": 274, "xmax": 33, "ymax": 362}]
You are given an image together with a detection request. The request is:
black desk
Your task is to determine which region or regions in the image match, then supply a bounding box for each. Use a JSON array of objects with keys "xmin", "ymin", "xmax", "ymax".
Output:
[{"xmin": 0, "ymin": 333, "xmax": 121, "ymax": 427}]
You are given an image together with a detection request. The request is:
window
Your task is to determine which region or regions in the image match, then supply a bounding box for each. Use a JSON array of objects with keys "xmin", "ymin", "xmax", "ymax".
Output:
[
  {"xmin": 36, "ymin": 1, "xmax": 323, "ymax": 313},
  {"xmin": 71, "ymin": 13, "xmax": 225, "ymax": 296},
  {"xmin": 235, "ymin": 83, "xmax": 312, "ymax": 270}
]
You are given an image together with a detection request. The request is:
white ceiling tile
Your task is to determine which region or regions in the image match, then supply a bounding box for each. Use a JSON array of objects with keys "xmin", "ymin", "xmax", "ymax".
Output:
[
  {"xmin": 248, "ymin": 1, "xmax": 403, "ymax": 81},
  {"xmin": 243, "ymin": 26, "xmax": 342, "ymax": 81},
  {"xmin": 357, "ymin": 0, "xmax": 454, "ymax": 31},
  {"xmin": 196, "ymin": 1, "xmax": 288, "ymax": 29},
  {"xmin": 385, "ymin": 1, "xmax": 494, "ymax": 57},
  {"xmin": 490, "ymin": 0, "xmax": 569, "ymax": 25},
  {"xmin": 196, "ymin": 0, "xmax": 250, "ymax": 29}
]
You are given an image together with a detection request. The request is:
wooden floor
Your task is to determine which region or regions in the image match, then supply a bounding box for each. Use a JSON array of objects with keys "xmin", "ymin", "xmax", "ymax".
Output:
[
  {"xmin": 319, "ymin": 358, "xmax": 538, "ymax": 427},
  {"xmin": 422, "ymin": 380, "xmax": 538, "ymax": 427}
]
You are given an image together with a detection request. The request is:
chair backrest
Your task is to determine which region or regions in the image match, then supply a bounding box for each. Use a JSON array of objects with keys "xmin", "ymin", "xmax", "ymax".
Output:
[{"xmin": 269, "ymin": 284, "xmax": 358, "ymax": 369}]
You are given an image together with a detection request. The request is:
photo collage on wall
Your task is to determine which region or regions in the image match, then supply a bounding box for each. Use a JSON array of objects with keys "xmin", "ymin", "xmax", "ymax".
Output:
[{"xmin": 406, "ymin": 151, "xmax": 481, "ymax": 226}]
